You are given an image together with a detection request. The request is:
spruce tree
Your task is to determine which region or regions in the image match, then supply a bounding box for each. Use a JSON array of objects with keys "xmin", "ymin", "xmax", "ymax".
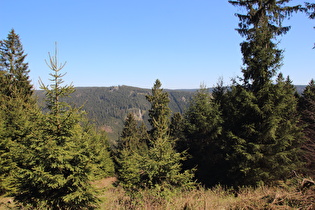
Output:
[
  {"xmin": 117, "ymin": 113, "xmax": 141, "ymax": 151},
  {"xmin": 116, "ymin": 113, "xmax": 149, "ymax": 189},
  {"xmin": 0, "ymin": 109, "xmax": 15, "ymax": 195},
  {"xmin": 220, "ymin": 0, "xmax": 303, "ymax": 186},
  {"xmin": 228, "ymin": 0, "xmax": 301, "ymax": 92},
  {"xmin": 0, "ymin": 30, "xmax": 38, "ymax": 195},
  {"xmin": 117, "ymin": 80, "xmax": 194, "ymax": 192},
  {"xmin": 82, "ymin": 124, "xmax": 115, "ymax": 180},
  {"xmin": 299, "ymin": 79, "xmax": 315, "ymax": 177},
  {"xmin": 14, "ymin": 45, "xmax": 98, "ymax": 209},
  {"xmin": 181, "ymin": 86, "xmax": 223, "ymax": 186},
  {"xmin": 146, "ymin": 79, "xmax": 171, "ymax": 141},
  {"xmin": 0, "ymin": 29, "xmax": 33, "ymax": 100},
  {"xmin": 143, "ymin": 80, "xmax": 194, "ymax": 191},
  {"xmin": 169, "ymin": 112, "xmax": 185, "ymax": 148}
]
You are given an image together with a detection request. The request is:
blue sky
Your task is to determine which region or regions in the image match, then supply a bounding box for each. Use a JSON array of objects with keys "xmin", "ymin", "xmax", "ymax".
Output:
[{"xmin": 1, "ymin": 0, "xmax": 314, "ymax": 89}]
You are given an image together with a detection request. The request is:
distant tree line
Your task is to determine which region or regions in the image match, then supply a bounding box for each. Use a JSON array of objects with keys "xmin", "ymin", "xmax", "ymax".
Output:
[{"xmin": 0, "ymin": 1, "xmax": 315, "ymax": 209}]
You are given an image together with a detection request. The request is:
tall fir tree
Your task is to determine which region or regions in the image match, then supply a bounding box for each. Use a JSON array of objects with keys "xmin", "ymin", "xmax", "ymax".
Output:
[
  {"xmin": 14, "ymin": 45, "xmax": 98, "ymax": 209},
  {"xmin": 219, "ymin": 0, "xmax": 303, "ymax": 186},
  {"xmin": 142, "ymin": 80, "xmax": 194, "ymax": 191},
  {"xmin": 0, "ymin": 30, "xmax": 38, "ymax": 195},
  {"xmin": 228, "ymin": 0, "xmax": 301, "ymax": 92}
]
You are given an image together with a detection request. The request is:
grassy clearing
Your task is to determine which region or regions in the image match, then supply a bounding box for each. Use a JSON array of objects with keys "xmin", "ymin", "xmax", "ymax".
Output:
[
  {"xmin": 97, "ymin": 177, "xmax": 314, "ymax": 210},
  {"xmin": 1, "ymin": 177, "xmax": 314, "ymax": 209}
]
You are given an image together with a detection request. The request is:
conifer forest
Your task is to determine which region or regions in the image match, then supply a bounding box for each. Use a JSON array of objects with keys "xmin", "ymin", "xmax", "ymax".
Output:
[{"xmin": 1, "ymin": 1, "xmax": 315, "ymax": 209}]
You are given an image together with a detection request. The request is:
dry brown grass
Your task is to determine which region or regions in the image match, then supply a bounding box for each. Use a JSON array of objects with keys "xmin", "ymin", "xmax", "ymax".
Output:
[
  {"xmin": 0, "ymin": 197, "xmax": 14, "ymax": 210},
  {"xmin": 1, "ymin": 177, "xmax": 314, "ymax": 209},
  {"xmin": 96, "ymin": 177, "xmax": 315, "ymax": 210}
]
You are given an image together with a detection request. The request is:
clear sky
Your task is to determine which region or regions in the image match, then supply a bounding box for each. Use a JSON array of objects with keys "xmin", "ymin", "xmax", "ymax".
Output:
[{"xmin": 1, "ymin": 0, "xmax": 314, "ymax": 89}]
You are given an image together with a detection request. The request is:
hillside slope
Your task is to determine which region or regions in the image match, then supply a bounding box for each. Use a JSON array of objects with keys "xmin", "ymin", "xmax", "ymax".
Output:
[
  {"xmin": 36, "ymin": 85, "xmax": 194, "ymax": 141},
  {"xmin": 35, "ymin": 85, "xmax": 305, "ymax": 142}
]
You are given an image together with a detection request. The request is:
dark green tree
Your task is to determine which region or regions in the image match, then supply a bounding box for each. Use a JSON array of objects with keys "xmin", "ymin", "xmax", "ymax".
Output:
[
  {"xmin": 0, "ymin": 30, "xmax": 38, "ymax": 195},
  {"xmin": 181, "ymin": 86, "xmax": 223, "ymax": 186},
  {"xmin": 218, "ymin": 71, "xmax": 302, "ymax": 187},
  {"xmin": 14, "ymin": 45, "xmax": 98, "ymax": 209},
  {"xmin": 299, "ymin": 79, "xmax": 315, "ymax": 177},
  {"xmin": 220, "ymin": 0, "xmax": 303, "ymax": 186},
  {"xmin": 117, "ymin": 113, "xmax": 140, "ymax": 151},
  {"xmin": 138, "ymin": 121, "xmax": 149, "ymax": 150},
  {"xmin": 229, "ymin": 0, "xmax": 301, "ymax": 92},
  {"xmin": 169, "ymin": 112, "xmax": 185, "ymax": 149},
  {"xmin": 0, "ymin": 29, "xmax": 33, "ymax": 100},
  {"xmin": 116, "ymin": 113, "xmax": 149, "ymax": 189},
  {"xmin": 117, "ymin": 80, "xmax": 194, "ymax": 193}
]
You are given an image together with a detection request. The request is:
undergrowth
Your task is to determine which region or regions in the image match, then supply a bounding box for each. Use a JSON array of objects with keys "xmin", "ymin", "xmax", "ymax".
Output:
[{"xmin": 1, "ymin": 177, "xmax": 314, "ymax": 209}]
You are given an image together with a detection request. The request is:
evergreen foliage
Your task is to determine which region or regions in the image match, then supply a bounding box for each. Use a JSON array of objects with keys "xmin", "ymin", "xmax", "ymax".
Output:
[
  {"xmin": 299, "ymin": 79, "xmax": 315, "ymax": 177},
  {"xmin": 228, "ymin": 0, "xmax": 301, "ymax": 92},
  {"xmin": 35, "ymin": 85, "xmax": 194, "ymax": 141},
  {"xmin": 179, "ymin": 86, "xmax": 223, "ymax": 186},
  {"xmin": 216, "ymin": 0, "xmax": 304, "ymax": 186},
  {"xmin": 141, "ymin": 80, "xmax": 194, "ymax": 191},
  {"xmin": 217, "ymin": 74, "xmax": 302, "ymax": 186},
  {"xmin": 169, "ymin": 112, "xmax": 185, "ymax": 144},
  {"xmin": 0, "ymin": 29, "xmax": 33, "ymax": 100},
  {"xmin": 117, "ymin": 113, "xmax": 141, "ymax": 151},
  {"xmin": 306, "ymin": 2, "xmax": 315, "ymax": 19},
  {"xmin": 0, "ymin": 8, "xmax": 313, "ymax": 205},
  {"xmin": 115, "ymin": 113, "xmax": 148, "ymax": 189},
  {"xmin": 13, "ymin": 45, "xmax": 99, "ymax": 209},
  {"xmin": 82, "ymin": 125, "xmax": 115, "ymax": 180},
  {"xmin": 0, "ymin": 109, "xmax": 15, "ymax": 195},
  {"xmin": 0, "ymin": 30, "xmax": 38, "ymax": 195},
  {"xmin": 116, "ymin": 80, "xmax": 194, "ymax": 193},
  {"xmin": 146, "ymin": 79, "xmax": 171, "ymax": 141}
]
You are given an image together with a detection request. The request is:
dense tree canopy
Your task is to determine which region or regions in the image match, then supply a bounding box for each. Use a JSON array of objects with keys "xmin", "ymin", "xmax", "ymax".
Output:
[{"xmin": 299, "ymin": 80, "xmax": 315, "ymax": 177}]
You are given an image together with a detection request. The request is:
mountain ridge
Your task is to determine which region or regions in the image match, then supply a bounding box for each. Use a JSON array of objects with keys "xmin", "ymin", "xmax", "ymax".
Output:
[
  {"xmin": 35, "ymin": 84, "xmax": 306, "ymax": 142},
  {"xmin": 35, "ymin": 85, "xmax": 196, "ymax": 141}
]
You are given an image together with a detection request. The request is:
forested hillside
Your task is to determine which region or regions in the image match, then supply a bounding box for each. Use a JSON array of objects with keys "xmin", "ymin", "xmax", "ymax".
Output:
[
  {"xmin": 36, "ymin": 85, "xmax": 306, "ymax": 142},
  {"xmin": 1, "ymin": 1, "xmax": 315, "ymax": 209},
  {"xmin": 36, "ymin": 86, "xmax": 195, "ymax": 141}
]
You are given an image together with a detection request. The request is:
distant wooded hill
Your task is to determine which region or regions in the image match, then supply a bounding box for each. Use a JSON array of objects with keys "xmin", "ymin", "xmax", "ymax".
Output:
[
  {"xmin": 35, "ymin": 85, "xmax": 195, "ymax": 141},
  {"xmin": 35, "ymin": 85, "xmax": 306, "ymax": 141}
]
